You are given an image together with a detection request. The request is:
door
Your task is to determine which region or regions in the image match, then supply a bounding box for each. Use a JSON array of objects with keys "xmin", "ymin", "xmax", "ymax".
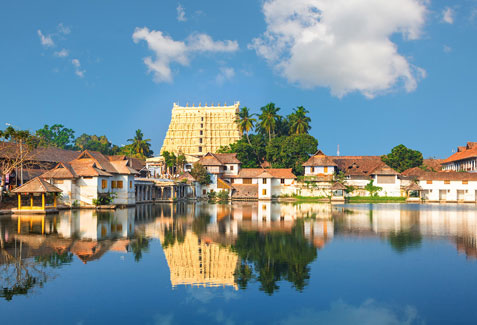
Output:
[
  {"xmin": 439, "ymin": 190, "xmax": 447, "ymax": 201},
  {"xmin": 457, "ymin": 190, "xmax": 465, "ymax": 201}
]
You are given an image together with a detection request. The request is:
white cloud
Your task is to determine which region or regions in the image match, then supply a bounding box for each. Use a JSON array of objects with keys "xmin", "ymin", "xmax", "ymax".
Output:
[
  {"xmin": 177, "ymin": 4, "xmax": 186, "ymax": 22},
  {"xmin": 249, "ymin": 0, "xmax": 428, "ymax": 98},
  {"xmin": 54, "ymin": 48, "xmax": 69, "ymax": 57},
  {"xmin": 132, "ymin": 27, "xmax": 239, "ymax": 83},
  {"xmin": 71, "ymin": 59, "xmax": 85, "ymax": 77},
  {"xmin": 442, "ymin": 7, "xmax": 454, "ymax": 24},
  {"xmin": 443, "ymin": 45, "xmax": 452, "ymax": 53},
  {"xmin": 37, "ymin": 30, "xmax": 54, "ymax": 47},
  {"xmin": 57, "ymin": 23, "xmax": 71, "ymax": 35},
  {"xmin": 216, "ymin": 67, "xmax": 235, "ymax": 84}
]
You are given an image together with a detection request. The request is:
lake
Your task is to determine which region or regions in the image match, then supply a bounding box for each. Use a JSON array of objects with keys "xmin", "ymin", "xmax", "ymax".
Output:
[{"xmin": 1, "ymin": 202, "xmax": 477, "ymax": 324}]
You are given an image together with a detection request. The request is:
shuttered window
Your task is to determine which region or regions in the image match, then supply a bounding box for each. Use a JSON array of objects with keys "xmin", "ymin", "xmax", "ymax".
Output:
[{"xmin": 376, "ymin": 175, "xmax": 395, "ymax": 184}]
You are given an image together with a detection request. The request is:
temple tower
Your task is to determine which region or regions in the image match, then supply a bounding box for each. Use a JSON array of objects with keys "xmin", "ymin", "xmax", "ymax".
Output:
[{"xmin": 160, "ymin": 102, "xmax": 242, "ymax": 156}]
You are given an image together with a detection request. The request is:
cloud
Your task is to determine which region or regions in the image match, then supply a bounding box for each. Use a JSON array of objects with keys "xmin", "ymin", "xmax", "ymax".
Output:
[
  {"xmin": 54, "ymin": 48, "xmax": 69, "ymax": 57},
  {"xmin": 443, "ymin": 45, "xmax": 452, "ymax": 53},
  {"xmin": 442, "ymin": 7, "xmax": 454, "ymax": 24},
  {"xmin": 37, "ymin": 30, "xmax": 54, "ymax": 47},
  {"xmin": 280, "ymin": 299, "xmax": 421, "ymax": 325},
  {"xmin": 249, "ymin": 0, "xmax": 428, "ymax": 98},
  {"xmin": 71, "ymin": 59, "xmax": 85, "ymax": 77},
  {"xmin": 132, "ymin": 27, "xmax": 239, "ymax": 83},
  {"xmin": 216, "ymin": 67, "xmax": 235, "ymax": 84},
  {"xmin": 57, "ymin": 23, "xmax": 71, "ymax": 35},
  {"xmin": 177, "ymin": 4, "xmax": 186, "ymax": 22}
]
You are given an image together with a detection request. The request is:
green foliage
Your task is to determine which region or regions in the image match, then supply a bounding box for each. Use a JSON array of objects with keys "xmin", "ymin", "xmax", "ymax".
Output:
[
  {"xmin": 388, "ymin": 230, "xmax": 422, "ymax": 253},
  {"xmin": 258, "ymin": 102, "xmax": 281, "ymax": 142},
  {"xmin": 288, "ymin": 106, "xmax": 311, "ymax": 135},
  {"xmin": 35, "ymin": 124, "xmax": 75, "ymax": 149},
  {"xmin": 364, "ymin": 180, "xmax": 382, "ymax": 197},
  {"xmin": 130, "ymin": 234, "xmax": 150, "ymax": 262},
  {"xmin": 92, "ymin": 192, "xmax": 117, "ymax": 206},
  {"xmin": 265, "ymin": 134, "xmax": 318, "ymax": 175},
  {"xmin": 35, "ymin": 252, "xmax": 73, "ymax": 268},
  {"xmin": 382, "ymin": 144, "xmax": 423, "ymax": 173},
  {"xmin": 207, "ymin": 190, "xmax": 216, "ymax": 201},
  {"xmin": 190, "ymin": 162, "xmax": 212, "ymax": 185},
  {"xmin": 162, "ymin": 151, "xmax": 177, "ymax": 174},
  {"xmin": 75, "ymin": 133, "xmax": 121, "ymax": 155},
  {"xmin": 232, "ymin": 219, "xmax": 317, "ymax": 294},
  {"xmin": 126, "ymin": 129, "xmax": 154, "ymax": 159},
  {"xmin": 236, "ymin": 106, "xmax": 257, "ymax": 144},
  {"xmin": 348, "ymin": 196, "xmax": 406, "ymax": 203},
  {"xmin": 217, "ymin": 190, "xmax": 230, "ymax": 202},
  {"xmin": 192, "ymin": 212, "xmax": 212, "ymax": 235},
  {"xmin": 218, "ymin": 135, "xmax": 264, "ymax": 168}
]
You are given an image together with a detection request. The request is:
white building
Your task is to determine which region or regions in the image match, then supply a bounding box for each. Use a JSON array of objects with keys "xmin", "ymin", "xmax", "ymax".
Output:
[
  {"xmin": 417, "ymin": 172, "xmax": 477, "ymax": 203},
  {"xmin": 442, "ymin": 142, "xmax": 477, "ymax": 172},
  {"xmin": 41, "ymin": 150, "xmax": 138, "ymax": 206}
]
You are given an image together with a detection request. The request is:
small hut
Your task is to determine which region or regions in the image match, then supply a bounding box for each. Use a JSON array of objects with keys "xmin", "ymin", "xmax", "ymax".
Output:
[
  {"xmin": 405, "ymin": 183, "xmax": 423, "ymax": 202},
  {"xmin": 12, "ymin": 177, "xmax": 62, "ymax": 214},
  {"xmin": 331, "ymin": 182, "xmax": 347, "ymax": 202}
]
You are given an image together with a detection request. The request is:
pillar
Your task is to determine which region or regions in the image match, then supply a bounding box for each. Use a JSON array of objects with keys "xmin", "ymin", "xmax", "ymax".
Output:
[
  {"xmin": 30, "ymin": 194, "xmax": 33, "ymax": 209},
  {"xmin": 54, "ymin": 193, "xmax": 57, "ymax": 207},
  {"xmin": 17, "ymin": 194, "xmax": 21, "ymax": 210},
  {"xmin": 42, "ymin": 193, "xmax": 45, "ymax": 209}
]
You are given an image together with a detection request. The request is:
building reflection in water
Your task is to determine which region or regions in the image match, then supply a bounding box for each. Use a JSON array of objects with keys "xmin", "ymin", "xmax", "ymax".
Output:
[{"xmin": 2, "ymin": 202, "xmax": 477, "ymax": 300}]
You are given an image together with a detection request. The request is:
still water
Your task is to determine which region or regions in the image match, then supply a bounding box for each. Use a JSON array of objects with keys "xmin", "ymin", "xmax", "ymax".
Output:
[{"xmin": 1, "ymin": 202, "xmax": 477, "ymax": 324}]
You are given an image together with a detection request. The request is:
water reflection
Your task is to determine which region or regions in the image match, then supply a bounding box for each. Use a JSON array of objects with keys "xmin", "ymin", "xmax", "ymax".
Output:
[{"xmin": 1, "ymin": 202, "xmax": 477, "ymax": 302}]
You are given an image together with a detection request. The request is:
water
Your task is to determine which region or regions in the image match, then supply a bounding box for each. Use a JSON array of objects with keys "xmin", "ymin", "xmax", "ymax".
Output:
[{"xmin": 1, "ymin": 202, "xmax": 477, "ymax": 324}]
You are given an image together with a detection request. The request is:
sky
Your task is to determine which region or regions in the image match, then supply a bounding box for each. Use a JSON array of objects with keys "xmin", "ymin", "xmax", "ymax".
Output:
[{"xmin": 1, "ymin": 0, "xmax": 476, "ymax": 159}]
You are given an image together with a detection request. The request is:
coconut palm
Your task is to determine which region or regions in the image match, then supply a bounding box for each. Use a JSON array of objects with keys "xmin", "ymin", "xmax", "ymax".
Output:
[
  {"xmin": 289, "ymin": 106, "xmax": 311, "ymax": 135},
  {"xmin": 127, "ymin": 129, "xmax": 153, "ymax": 159},
  {"xmin": 259, "ymin": 103, "xmax": 280, "ymax": 142},
  {"xmin": 236, "ymin": 107, "xmax": 257, "ymax": 145}
]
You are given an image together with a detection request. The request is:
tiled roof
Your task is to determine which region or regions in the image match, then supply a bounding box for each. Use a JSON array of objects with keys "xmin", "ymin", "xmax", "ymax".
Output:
[
  {"xmin": 418, "ymin": 171, "xmax": 477, "ymax": 181},
  {"xmin": 12, "ymin": 177, "xmax": 62, "ymax": 193},
  {"xmin": 177, "ymin": 172, "xmax": 196, "ymax": 182},
  {"xmin": 198, "ymin": 152, "xmax": 240, "ymax": 166},
  {"xmin": 237, "ymin": 168, "xmax": 296, "ymax": 179},
  {"xmin": 443, "ymin": 142, "xmax": 477, "ymax": 164},
  {"xmin": 40, "ymin": 162, "xmax": 78, "ymax": 179},
  {"xmin": 231, "ymin": 184, "xmax": 258, "ymax": 198},
  {"xmin": 331, "ymin": 182, "xmax": 347, "ymax": 190},
  {"xmin": 302, "ymin": 150, "xmax": 337, "ymax": 167},
  {"xmin": 422, "ymin": 158, "xmax": 443, "ymax": 171},
  {"xmin": 329, "ymin": 156, "xmax": 395, "ymax": 177},
  {"xmin": 0, "ymin": 142, "xmax": 79, "ymax": 162}
]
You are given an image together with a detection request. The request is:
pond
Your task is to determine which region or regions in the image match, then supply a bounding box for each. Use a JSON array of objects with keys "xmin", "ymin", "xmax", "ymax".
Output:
[{"xmin": 1, "ymin": 202, "xmax": 477, "ymax": 324}]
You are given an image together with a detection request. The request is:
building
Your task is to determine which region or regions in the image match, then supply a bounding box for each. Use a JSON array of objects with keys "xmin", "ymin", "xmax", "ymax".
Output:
[
  {"xmin": 40, "ymin": 150, "xmax": 138, "ymax": 206},
  {"xmin": 196, "ymin": 152, "xmax": 296, "ymax": 200},
  {"xmin": 415, "ymin": 171, "xmax": 477, "ymax": 202},
  {"xmin": 442, "ymin": 142, "xmax": 477, "ymax": 172},
  {"xmin": 160, "ymin": 102, "xmax": 242, "ymax": 156}
]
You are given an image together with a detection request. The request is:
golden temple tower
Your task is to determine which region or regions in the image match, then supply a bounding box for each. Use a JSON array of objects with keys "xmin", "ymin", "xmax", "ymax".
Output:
[{"xmin": 160, "ymin": 101, "xmax": 242, "ymax": 156}]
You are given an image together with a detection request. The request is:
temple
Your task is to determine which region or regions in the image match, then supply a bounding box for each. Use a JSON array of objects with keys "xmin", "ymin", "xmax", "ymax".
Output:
[{"xmin": 160, "ymin": 102, "xmax": 242, "ymax": 156}]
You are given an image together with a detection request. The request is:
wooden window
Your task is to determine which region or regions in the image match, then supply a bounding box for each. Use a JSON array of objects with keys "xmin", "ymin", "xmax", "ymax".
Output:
[
  {"xmin": 198, "ymin": 146, "xmax": 202, "ymax": 153},
  {"xmin": 324, "ymin": 166, "xmax": 328, "ymax": 173},
  {"xmin": 102, "ymin": 179, "xmax": 107, "ymax": 189},
  {"xmin": 230, "ymin": 165, "xmax": 234, "ymax": 171},
  {"xmin": 224, "ymin": 166, "xmax": 227, "ymax": 170},
  {"xmin": 130, "ymin": 181, "xmax": 133, "ymax": 188},
  {"xmin": 55, "ymin": 180, "xmax": 64, "ymax": 184},
  {"xmin": 243, "ymin": 178, "xmax": 252, "ymax": 184},
  {"xmin": 377, "ymin": 175, "xmax": 395, "ymax": 184},
  {"xmin": 202, "ymin": 189, "xmax": 206, "ymax": 195},
  {"xmin": 310, "ymin": 167, "xmax": 315, "ymax": 173},
  {"xmin": 111, "ymin": 181, "xmax": 117, "ymax": 188},
  {"xmin": 230, "ymin": 178, "xmax": 234, "ymax": 183},
  {"xmin": 262, "ymin": 189, "xmax": 267, "ymax": 195},
  {"xmin": 117, "ymin": 181, "xmax": 123, "ymax": 189},
  {"xmin": 262, "ymin": 178, "xmax": 267, "ymax": 184},
  {"xmin": 444, "ymin": 180, "xmax": 450, "ymax": 185},
  {"xmin": 201, "ymin": 117, "xmax": 204, "ymax": 121},
  {"xmin": 199, "ymin": 138, "xmax": 203, "ymax": 144},
  {"xmin": 426, "ymin": 180, "xmax": 432, "ymax": 184},
  {"xmin": 281, "ymin": 179, "xmax": 285, "ymax": 184},
  {"xmin": 463, "ymin": 180, "xmax": 468, "ymax": 185},
  {"xmin": 200, "ymin": 130, "xmax": 203, "ymax": 135},
  {"xmin": 200, "ymin": 123, "xmax": 203, "ymax": 128},
  {"xmin": 262, "ymin": 204, "xmax": 266, "ymax": 210}
]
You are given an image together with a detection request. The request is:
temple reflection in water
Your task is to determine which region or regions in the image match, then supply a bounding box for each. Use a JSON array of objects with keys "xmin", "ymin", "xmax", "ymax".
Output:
[{"xmin": 1, "ymin": 202, "xmax": 477, "ymax": 300}]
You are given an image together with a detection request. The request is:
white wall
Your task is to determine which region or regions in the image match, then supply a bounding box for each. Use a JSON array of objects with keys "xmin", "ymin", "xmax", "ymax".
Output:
[
  {"xmin": 304, "ymin": 166, "xmax": 336, "ymax": 176},
  {"xmin": 419, "ymin": 180, "xmax": 477, "ymax": 202}
]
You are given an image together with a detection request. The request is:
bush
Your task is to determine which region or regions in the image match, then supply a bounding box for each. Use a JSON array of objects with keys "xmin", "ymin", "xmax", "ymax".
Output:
[
  {"xmin": 92, "ymin": 192, "xmax": 116, "ymax": 206},
  {"xmin": 217, "ymin": 190, "xmax": 229, "ymax": 202}
]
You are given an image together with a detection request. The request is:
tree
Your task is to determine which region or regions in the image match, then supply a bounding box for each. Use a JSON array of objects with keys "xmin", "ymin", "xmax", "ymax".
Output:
[
  {"xmin": 74, "ymin": 134, "xmax": 120, "ymax": 155},
  {"xmin": 236, "ymin": 107, "xmax": 257, "ymax": 145},
  {"xmin": 127, "ymin": 129, "xmax": 153, "ymax": 159},
  {"xmin": 364, "ymin": 180, "xmax": 382, "ymax": 197},
  {"xmin": 176, "ymin": 152, "xmax": 187, "ymax": 173},
  {"xmin": 258, "ymin": 103, "xmax": 281, "ymax": 142},
  {"xmin": 265, "ymin": 134, "xmax": 318, "ymax": 175},
  {"xmin": 218, "ymin": 135, "xmax": 265, "ymax": 168},
  {"xmin": 35, "ymin": 124, "xmax": 75, "ymax": 149},
  {"xmin": 288, "ymin": 106, "xmax": 311, "ymax": 135},
  {"xmin": 162, "ymin": 151, "xmax": 177, "ymax": 174},
  {"xmin": 190, "ymin": 162, "xmax": 211, "ymax": 185},
  {"xmin": 381, "ymin": 144, "xmax": 423, "ymax": 173}
]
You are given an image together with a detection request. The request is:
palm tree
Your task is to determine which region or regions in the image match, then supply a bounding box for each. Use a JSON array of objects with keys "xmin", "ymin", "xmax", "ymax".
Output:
[
  {"xmin": 236, "ymin": 107, "xmax": 256, "ymax": 145},
  {"xmin": 127, "ymin": 129, "xmax": 153, "ymax": 159},
  {"xmin": 259, "ymin": 103, "xmax": 280, "ymax": 142},
  {"xmin": 289, "ymin": 106, "xmax": 311, "ymax": 135}
]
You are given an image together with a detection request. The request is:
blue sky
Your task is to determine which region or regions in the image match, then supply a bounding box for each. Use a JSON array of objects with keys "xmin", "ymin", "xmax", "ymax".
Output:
[{"xmin": 1, "ymin": 0, "xmax": 476, "ymax": 158}]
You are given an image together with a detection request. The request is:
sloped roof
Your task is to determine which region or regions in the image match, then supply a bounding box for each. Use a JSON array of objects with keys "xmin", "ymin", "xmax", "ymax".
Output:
[
  {"xmin": 401, "ymin": 167, "xmax": 425, "ymax": 177},
  {"xmin": 370, "ymin": 165, "xmax": 399, "ymax": 175},
  {"xmin": 109, "ymin": 160, "xmax": 139, "ymax": 175},
  {"xmin": 237, "ymin": 168, "xmax": 296, "ymax": 179},
  {"xmin": 0, "ymin": 142, "xmax": 79, "ymax": 162},
  {"xmin": 198, "ymin": 153, "xmax": 224, "ymax": 166},
  {"xmin": 331, "ymin": 182, "xmax": 347, "ymax": 190},
  {"xmin": 231, "ymin": 184, "xmax": 258, "ymax": 198},
  {"xmin": 198, "ymin": 152, "xmax": 240, "ymax": 166},
  {"xmin": 418, "ymin": 171, "xmax": 477, "ymax": 181},
  {"xmin": 443, "ymin": 142, "xmax": 477, "ymax": 164},
  {"xmin": 12, "ymin": 177, "xmax": 62, "ymax": 193},
  {"xmin": 177, "ymin": 172, "xmax": 196, "ymax": 182},
  {"xmin": 41, "ymin": 162, "xmax": 78, "ymax": 179},
  {"xmin": 422, "ymin": 158, "xmax": 443, "ymax": 171},
  {"xmin": 329, "ymin": 156, "xmax": 399, "ymax": 177},
  {"xmin": 302, "ymin": 150, "xmax": 337, "ymax": 167},
  {"xmin": 405, "ymin": 183, "xmax": 423, "ymax": 191},
  {"xmin": 78, "ymin": 150, "xmax": 117, "ymax": 173}
]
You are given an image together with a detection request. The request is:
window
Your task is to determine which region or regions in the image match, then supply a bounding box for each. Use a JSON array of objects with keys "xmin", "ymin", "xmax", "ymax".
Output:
[
  {"xmin": 324, "ymin": 166, "xmax": 328, "ymax": 173},
  {"xmin": 130, "ymin": 181, "xmax": 133, "ymax": 188},
  {"xmin": 377, "ymin": 175, "xmax": 395, "ymax": 184},
  {"xmin": 200, "ymin": 130, "xmax": 203, "ymax": 135},
  {"xmin": 117, "ymin": 181, "xmax": 123, "ymax": 189},
  {"xmin": 281, "ymin": 179, "xmax": 285, "ymax": 184},
  {"xmin": 243, "ymin": 178, "xmax": 252, "ymax": 184},
  {"xmin": 426, "ymin": 180, "xmax": 433, "ymax": 184},
  {"xmin": 199, "ymin": 138, "xmax": 202, "ymax": 144},
  {"xmin": 224, "ymin": 166, "xmax": 227, "ymax": 170},
  {"xmin": 200, "ymin": 123, "xmax": 203, "ymax": 128},
  {"xmin": 311, "ymin": 167, "xmax": 315, "ymax": 173},
  {"xmin": 230, "ymin": 165, "xmax": 234, "ymax": 171},
  {"xmin": 55, "ymin": 180, "xmax": 64, "ymax": 184},
  {"xmin": 201, "ymin": 117, "xmax": 204, "ymax": 121},
  {"xmin": 230, "ymin": 178, "xmax": 234, "ymax": 183},
  {"xmin": 198, "ymin": 146, "xmax": 202, "ymax": 152},
  {"xmin": 102, "ymin": 179, "xmax": 107, "ymax": 189},
  {"xmin": 262, "ymin": 189, "xmax": 267, "ymax": 195},
  {"xmin": 262, "ymin": 204, "xmax": 267, "ymax": 210},
  {"xmin": 262, "ymin": 178, "xmax": 267, "ymax": 184},
  {"xmin": 111, "ymin": 181, "xmax": 117, "ymax": 188},
  {"xmin": 202, "ymin": 189, "xmax": 206, "ymax": 195},
  {"xmin": 444, "ymin": 180, "xmax": 450, "ymax": 185},
  {"xmin": 83, "ymin": 176, "xmax": 93, "ymax": 179},
  {"xmin": 463, "ymin": 180, "xmax": 468, "ymax": 184}
]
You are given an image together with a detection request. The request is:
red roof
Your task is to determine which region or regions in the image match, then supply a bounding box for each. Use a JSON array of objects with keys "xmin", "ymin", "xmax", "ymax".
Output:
[{"xmin": 443, "ymin": 142, "xmax": 477, "ymax": 164}]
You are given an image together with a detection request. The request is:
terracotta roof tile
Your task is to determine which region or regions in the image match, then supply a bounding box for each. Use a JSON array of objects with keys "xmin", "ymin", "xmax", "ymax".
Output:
[
  {"xmin": 12, "ymin": 177, "xmax": 62, "ymax": 193},
  {"xmin": 418, "ymin": 171, "xmax": 477, "ymax": 181},
  {"xmin": 443, "ymin": 143, "xmax": 477, "ymax": 164},
  {"xmin": 302, "ymin": 150, "xmax": 337, "ymax": 167}
]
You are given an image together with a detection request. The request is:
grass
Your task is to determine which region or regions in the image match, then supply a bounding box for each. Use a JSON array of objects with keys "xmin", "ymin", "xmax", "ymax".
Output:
[{"xmin": 348, "ymin": 196, "xmax": 406, "ymax": 203}]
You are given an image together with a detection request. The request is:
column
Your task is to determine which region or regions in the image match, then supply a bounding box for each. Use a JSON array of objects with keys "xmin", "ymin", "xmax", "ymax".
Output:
[
  {"xmin": 54, "ymin": 193, "xmax": 57, "ymax": 207},
  {"xmin": 17, "ymin": 194, "xmax": 21, "ymax": 210},
  {"xmin": 30, "ymin": 194, "xmax": 33, "ymax": 209},
  {"xmin": 41, "ymin": 193, "xmax": 45, "ymax": 209}
]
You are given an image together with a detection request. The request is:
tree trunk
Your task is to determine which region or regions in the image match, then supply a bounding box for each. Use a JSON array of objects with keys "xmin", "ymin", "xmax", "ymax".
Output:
[{"xmin": 246, "ymin": 132, "xmax": 251, "ymax": 145}]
